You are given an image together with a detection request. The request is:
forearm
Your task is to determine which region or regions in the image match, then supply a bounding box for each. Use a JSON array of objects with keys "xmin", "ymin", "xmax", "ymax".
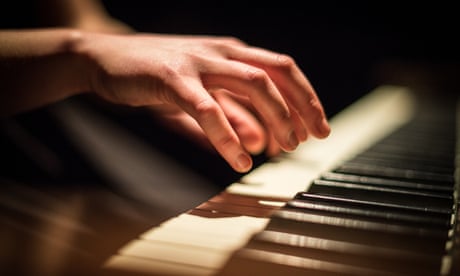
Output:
[{"xmin": 0, "ymin": 29, "xmax": 91, "ymax": 116}]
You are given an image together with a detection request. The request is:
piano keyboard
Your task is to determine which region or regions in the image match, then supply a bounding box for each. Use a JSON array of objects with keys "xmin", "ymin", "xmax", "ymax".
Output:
[{"xmin": 102, "ymin": 85, "xmax": 459, "ymax": 276}]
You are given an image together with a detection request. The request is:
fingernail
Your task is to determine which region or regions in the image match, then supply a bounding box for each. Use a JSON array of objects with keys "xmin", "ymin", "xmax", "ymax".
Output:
[
  {"xmin": 318, "ymin": 118, "xmax": 331, "ymax": 137},
  {"xmin": 287, "ymin": 130, "xmax": 299, "ymax": 150},
  {"xmin": 236, "ymin": 153, "xmax": 252, "ymax": 172}
]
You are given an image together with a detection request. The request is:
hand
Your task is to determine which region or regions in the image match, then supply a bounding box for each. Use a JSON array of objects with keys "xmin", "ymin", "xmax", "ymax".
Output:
[
  {"xmin": 148, "ymin": 89, "xmax": 278, "ymax": 156},
  {"xmin": 78, "ymin": 32, "xmax": 331, "ymax": 172}
]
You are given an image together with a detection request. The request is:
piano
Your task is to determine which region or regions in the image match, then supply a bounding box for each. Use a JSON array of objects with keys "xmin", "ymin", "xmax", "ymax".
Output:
[{"xmin": 100, "ymin": 85, "xmax": 460, "ymax": 276}]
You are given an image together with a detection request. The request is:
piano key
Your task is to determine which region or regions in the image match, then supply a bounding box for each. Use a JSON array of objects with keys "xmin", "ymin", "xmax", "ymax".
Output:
[
  {"xmin": 256, "ymin": 229, "xmax": 442, "ymax": 255},
  {"xmin": 220, "ymin": 90, "xmax": 458, "ymax": 276},
  {"xmin": 266, "ymin": 210, "xmax": 448, "ymax": 253},
  {"xmin": 227, "ymin": 159, "xmax": 323, "ymax": 199},
  {"xmin": 274, "ymin": 208, "xmax": 449, "ymax": 239},
  {"xmin": 355, "ymin": 150, "xmax": 454, "ymax": 169},
  {"xmin": 351, "ymin": 135, "xmax": 454, "ymax": 161},
  {"xmin": 207, "ymin": 192, "xmax": 288, "ymax": 207},
  {"xmin": 194, "ymin": 201, "xmax": 277, "ymax": 218},
  {"xmin": 103, "ymin": 254, "xmax": 214, "ymax": 276},
  {"xmin": 103, "ymin": 214, "xmax": 269, "ymax": 275},
  {"xmin": 149, "ymin": 213, "xmax": 269, "ymax": 239},
  {"xmin": 360, "ymin": 139, "xmax": 455, "ymax": 161},
  {"xmin": 334, "ymin": 162, "xmax": 454, "ymax": 185},
  {"xmin": 218, "ymin": 248, "xmax": 411, "ymax": 276},
  {"xmin": 243, "ymin": 231, "xmax": 441, "ymax": 275},
  {"xmin": 312, "ymin": 179, "xmax": 452, "ymax": 200},
  {"xmin": 307, "ymin": 181, "xmax": 453, "ymax": 215},
  {"xmin": 320, "ymin": 172, "xmax": 453, "ymax": 193},
  {"xmin": 253, "ymin": 230, "xmax": 442, "ymax": 266},
  {"xmin": 277, "ymin": 201, "xmax": 451, "ymax": 253},
  {"xmin": 286, "ymin": 196, "xmax": 451, "ymax": 228},
  {"xmin": 348, "ymin": 155, "xmax": 454, "ymax": 175},
  {"xmin": 358, "ymin": 133, "xmax": 454, "ymax": 152},
  {"xmin": 227, "ymin": 86, "xmax": 417, "ymax": 199},
  {"xmin": 114, "ymin": 239, "xmax": 229, "ymax": 270},
  {"xmin": 191, "ymin": 192, "xmax": 287, "ymax": 218},
  {"xmin": 141, "ymin": 226, "xmax": 249, "ymax": 252}
]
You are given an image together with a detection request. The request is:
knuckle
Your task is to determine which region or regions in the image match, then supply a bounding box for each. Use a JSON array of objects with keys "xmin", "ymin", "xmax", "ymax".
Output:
[
  {"xmin": 310, "ymin": 98, "xmax": 321, "ymax": 107},
  {"xmin": 275, "ymin": 54, "xmax": 296, "ymax": 70},
  {"xmin": 194, "ymin": 98, "xmax": 220, "ymax": 120},
  {"xmin": 216, "ymin": 36, "xmax": 245, "ymax": 46},
  {"xmin": 215, "ymin": 134, "xmax": 235, "ymax": 149},
  {"xmin": 161, "ymin": 63, "xmax": 181, "ymax": 81},
  {"xmin": 245, "ymin": 68, "xmax": 269, "ymax": 86},
  {"xmin": 298, "ymin": 98, "xmax": 323, "ymax": 120},
  {"xmin": 309, "ymin": 98, "xmax": 324, "ymax": 114}
]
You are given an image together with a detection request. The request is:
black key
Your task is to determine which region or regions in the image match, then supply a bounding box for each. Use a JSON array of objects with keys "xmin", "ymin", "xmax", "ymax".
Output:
[
  {"xmin": 266, "ymin": 209, "xmax": 448, "ymax": 254},
  {"xmin": 355, "ymin": 150, "xmax": 454, "ymax": 170},
  {"xmin": 348, "ymin": 155, "xmax": 454, "ymax": 175},
  {"xmin": 244, "ymin": 230, "xmax": 441, "ymax": 275},
  {"xmin": 334, "ymin": 163, "xmax": 454, "ymax": 186},
  {"xmin": 288, "ymin": 194, "xmax": 451, "ymax": 228},
  {"xmin": 218, "ymin": 247, "xmax": 411, "ymax": 276},
  {"xmin": 320, "ymin": 172, "xmax": 453, "ymax": 193},
  {"xmin": 308, "ymin": 180, "xmax": 454, "ymax": 215},
  {"xmin": 313, "ymin": 179, "xmax": 452, "ymax": 200}
]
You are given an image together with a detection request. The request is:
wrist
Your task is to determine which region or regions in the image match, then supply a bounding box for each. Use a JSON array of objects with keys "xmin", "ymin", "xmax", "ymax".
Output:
[
  {"xmin": 60, "ymin": 29, "xmax": 94, "ymax": 96},
  {"xmin": 0, "ymin": 28, "xmax": 96, "ymax": 116}
]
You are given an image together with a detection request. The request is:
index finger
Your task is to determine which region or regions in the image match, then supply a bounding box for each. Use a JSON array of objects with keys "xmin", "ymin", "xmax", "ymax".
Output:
[{"xmin": 171, "ymin": 78, "xmax": 254, "ymax": 173}]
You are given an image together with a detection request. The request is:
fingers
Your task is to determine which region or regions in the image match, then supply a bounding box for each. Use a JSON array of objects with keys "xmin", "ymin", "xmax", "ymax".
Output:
[
  {"xmin": 201, "ymin": 60, "xmax": 300, "ymax": 152},
  {"xmin": 266, "ymin": 130, "xmax": 282, "ymax": 157},
  {"xmin": 223, "ymin": 45, "xmax": 331, "ymax": 139},
  {"xmin": 213, "ymin": 90, "xmax": 267, "ymax": 154},
  {"xmin": 174, "ymin": 80, "xmax": 253, "ymax": 173},
  {"xmin": 266, "ymin": 60, "xmax": 331, "ymax": 139}
]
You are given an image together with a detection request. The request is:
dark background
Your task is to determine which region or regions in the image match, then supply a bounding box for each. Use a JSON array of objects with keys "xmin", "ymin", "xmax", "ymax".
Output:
[
  {"xmin": 2, "ymin": 0, "xmax": 458, "ymax": 115},
  {"xmin": 101, "ymin": 0, "xmax": 459, "ymax": 115}
]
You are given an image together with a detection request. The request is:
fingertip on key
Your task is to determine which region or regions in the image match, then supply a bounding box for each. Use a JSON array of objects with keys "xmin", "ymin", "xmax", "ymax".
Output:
[
  {"xmin": 285, "ymin": 130, "xmax": 299, "ymax": 151},
  {"xmin": 317, "ymin": 118, "xmax": 331, "ymax": 138},
  {"xmin": 235, "ymin": 153, "xmax": 252, "ymax": 173}
]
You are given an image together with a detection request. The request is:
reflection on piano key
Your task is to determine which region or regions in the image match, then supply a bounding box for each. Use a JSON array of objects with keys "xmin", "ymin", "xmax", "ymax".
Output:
[
  {"xmin": 289, "ymin": 193, "xmax": 451, "ymax": 228},
  {"xmin": 268, "ymin": 210, "xmax": 447, "ymax": 252},
  {"xmin": 253, "ymin": 230, "xmax": 441, "ymax": 267},
  {"xmin": 103, "ymin": 214, "xmax": 268, "ymax": 275},
  {"xmin": 334, "ymin": 163, "xmax": 454, "ymax": 185},
  {"xmin": 308, "ymin": 180, "xmax": 453, "ymax": 214},
  {"xmin": 219, "ymin": 248, "xmax": 420, "ymax": 276},
  {"xmin": 320, "ymin": 172, "xmax": 453, "ymax": 193}
]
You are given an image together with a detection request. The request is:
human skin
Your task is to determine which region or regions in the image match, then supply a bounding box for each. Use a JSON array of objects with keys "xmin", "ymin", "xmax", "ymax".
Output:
[{"xmin": 0, "ymin": 28, "xmax": 330, "ymax": 173}]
